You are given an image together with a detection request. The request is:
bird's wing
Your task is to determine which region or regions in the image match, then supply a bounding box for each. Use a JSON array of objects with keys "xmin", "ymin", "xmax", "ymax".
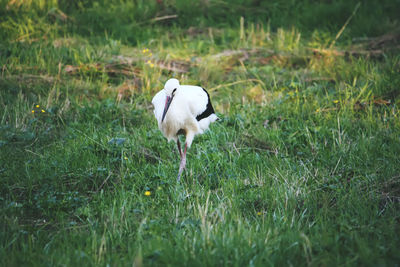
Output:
[
  {"xmin": 179, "ymin": 85, "xmax": 210, "ymax": 118},
  {"xmin": 152, "ymin": 90, "xmax": 166, "ymax": 124}
]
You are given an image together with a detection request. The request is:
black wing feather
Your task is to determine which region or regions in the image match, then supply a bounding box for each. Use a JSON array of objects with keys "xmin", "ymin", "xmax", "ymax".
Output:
[{"xmin": 196, "ymin": 88, "xmax": 215, "ymax": 121}]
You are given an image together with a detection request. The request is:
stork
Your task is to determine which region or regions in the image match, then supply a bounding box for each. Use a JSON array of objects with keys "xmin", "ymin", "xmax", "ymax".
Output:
[{"xmin": 152, "ymin": 78, "xmax": 218, "ymax": 181}]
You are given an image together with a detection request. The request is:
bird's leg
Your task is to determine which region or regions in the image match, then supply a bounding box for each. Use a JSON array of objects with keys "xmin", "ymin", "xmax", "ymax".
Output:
[
  {"xmin": 177, "ymin": 139, "xmax": 183, "ymax": 158},
  {"xmin": 177, "ymin": 143, "xmax": 187, "ymax": 182}
]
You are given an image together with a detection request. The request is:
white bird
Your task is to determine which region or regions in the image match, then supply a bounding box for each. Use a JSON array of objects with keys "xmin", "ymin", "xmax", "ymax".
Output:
[{"xmin": 152, "ymin": 78, "xmax": 218, "ymax": 181}]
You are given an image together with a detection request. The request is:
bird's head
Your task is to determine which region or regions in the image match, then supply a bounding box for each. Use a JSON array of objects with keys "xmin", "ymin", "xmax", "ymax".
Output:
[
  {"xmin": 164, "ymin": 78, "xmax": 180, "ymax": 96},
  {"xmin": 161, "ymin": 78, "xmax": 180, "ymax": 122}
]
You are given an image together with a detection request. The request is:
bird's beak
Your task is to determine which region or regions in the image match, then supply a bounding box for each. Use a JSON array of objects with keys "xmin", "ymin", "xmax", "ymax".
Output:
[{"xmin": 161, "ymin": 95, "xmax": 173, "ymax": 122}]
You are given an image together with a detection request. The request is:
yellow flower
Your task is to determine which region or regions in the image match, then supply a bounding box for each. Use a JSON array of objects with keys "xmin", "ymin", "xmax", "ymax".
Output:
[
  {"xmin": 333, "ymin": 100, "xmax": 339, "ymax": 103},
  {"xmin": 31, "ymin": 110, "xmax": 35, "ymax": 113},
  {"xmin": 257, "ymin": 211, "xmax": 262, "ymax": 216},
  {"xmin": 41, "ymin": 109, "xmax": 45, "ymax": 113},
  {"xmin": 36, "ymin": 104, "xmax": 40, "ymax": 108},
  {"xmin": 146, "ymin": 60, "xmax": 155, "ymax": 68},
  {"xmin": 124, "ymin": 156, "xmax": 128, "ymax": 160},
  {"xmin": 316, "ymin": 108, "xmax": 320, "ymax": 113},
  {"xmin": 144, "ymin": 191, "xmax": 151, "ymax": 196}
]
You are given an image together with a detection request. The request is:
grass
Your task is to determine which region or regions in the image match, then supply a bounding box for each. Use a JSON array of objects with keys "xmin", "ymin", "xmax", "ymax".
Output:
[{"xmin": 1, "ymin": 0, "xmax": 400, "ymax": 266}]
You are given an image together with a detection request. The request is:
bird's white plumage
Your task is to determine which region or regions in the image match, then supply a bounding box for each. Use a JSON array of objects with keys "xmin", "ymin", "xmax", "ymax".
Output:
[
  {"xmin": 151, "ymin": 79, "xmax": 218, "ymax": 148},
  {"xmin": 152, "ymin": 89, "xmax": 167, "ymax": 124}
]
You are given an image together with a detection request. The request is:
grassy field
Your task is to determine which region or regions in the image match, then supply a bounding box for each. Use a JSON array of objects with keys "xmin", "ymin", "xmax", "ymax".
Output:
[{"xmin": 1, "ymin": 0, "xmax": 400, "ymax": 266}]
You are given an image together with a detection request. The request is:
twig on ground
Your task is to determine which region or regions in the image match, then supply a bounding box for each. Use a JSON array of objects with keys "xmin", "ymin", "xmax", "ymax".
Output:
[
  {"xmin": 151, "ymin": 15, "xmax": 178, "ymax": 22},
  {"xmin": 95, "ymin": 173, "xmax": 112, "ymax": 193}
]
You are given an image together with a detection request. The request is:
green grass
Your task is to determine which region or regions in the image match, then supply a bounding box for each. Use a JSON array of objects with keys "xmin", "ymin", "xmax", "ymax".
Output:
[{"xmin": 1, "ymin": 0, "xmax": 400, "ymax": 266}]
